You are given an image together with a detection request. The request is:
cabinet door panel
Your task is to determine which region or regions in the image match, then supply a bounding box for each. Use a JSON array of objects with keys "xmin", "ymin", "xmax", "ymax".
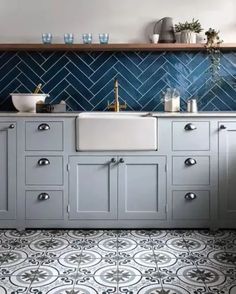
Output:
[
  {"xmin": 219, "ymin": 122, "xmax": 236, "ymax": 220},
  {"xmin": 118, "ymin": 156, "xmax": 166, "ymax": 219},
  {"xmin": 69, "ymin": 156, "xmax": 117, "ymax": 220},
  {"xmin": 0, "ymin": 123, "xmax": 16, "ymax": 219}
]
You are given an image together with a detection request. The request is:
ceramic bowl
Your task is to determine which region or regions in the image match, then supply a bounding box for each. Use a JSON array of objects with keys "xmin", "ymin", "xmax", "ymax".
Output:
[{"xmin": 11, "ymin": 93, "xmax": 49, "ymax": 112}]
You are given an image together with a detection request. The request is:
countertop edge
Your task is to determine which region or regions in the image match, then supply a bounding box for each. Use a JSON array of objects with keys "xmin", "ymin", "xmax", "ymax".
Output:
[{"xmin": 2, "ymin": 111, "xmax": 236, "ymax": 117}]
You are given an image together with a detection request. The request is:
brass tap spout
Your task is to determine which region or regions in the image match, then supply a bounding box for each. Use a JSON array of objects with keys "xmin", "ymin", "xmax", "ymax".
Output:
[
  {"xmin": 114, "ymin": 79, "xmax": 119, "ymax": 112},
  {"xmin": 107, "ymin": 79, "xmax": 127, "ymax": 112}
]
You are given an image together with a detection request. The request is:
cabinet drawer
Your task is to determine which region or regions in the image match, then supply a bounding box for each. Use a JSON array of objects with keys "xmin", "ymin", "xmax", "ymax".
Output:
[
  {"xmin": 172, "ymin": 190, "xmax": 210, "ymax": 220},
  {"xmin": 26, "ymin": 190, "xmax": 63, "ymax": 220},
  {"xmin": 172, "ymin": 156, "xmax": 210, "ymax": 185},
  {"xmin": 172, "ymin": 121, "xmax": 210, "ymax": 151},
  {"xmin": 25, "ymin": 156, "xmax": 63, "ymax": 185},
  {"xmin": 25, "ymin": 121, "xmax": 63, "ymax": 151}
]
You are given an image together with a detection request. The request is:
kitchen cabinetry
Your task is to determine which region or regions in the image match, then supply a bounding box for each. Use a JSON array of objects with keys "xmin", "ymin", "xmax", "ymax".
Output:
[
  {"xmin": 69, "ymin": 156, "xmax": 118, "ymax": 220},
  {"xmin": 0, "ymin": 113, "xmax": 236, "ymax": 229},
  {"xmin": 219, "ymin": 122, "xmax": 236, "ymax": 221},
  {"xmin": 118, "ymin": 156, "xmax": 166, "ymax": 219},
  {"xmin": 68, "ymin": 156, "xmax": 166, "ymax": 220},
  {"xmin": 0, "ymin": 122, "xmax": 16, "ymax": 219}
]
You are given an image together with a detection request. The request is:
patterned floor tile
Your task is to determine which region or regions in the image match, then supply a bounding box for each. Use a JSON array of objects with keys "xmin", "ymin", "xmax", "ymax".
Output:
[{"xmin": 0, "ymin": 229, "xmax": 235, "ymax": 294}]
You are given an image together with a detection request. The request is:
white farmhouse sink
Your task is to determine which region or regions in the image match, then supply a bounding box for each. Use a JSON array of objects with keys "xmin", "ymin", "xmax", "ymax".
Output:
[{"xmin": 76, "ymin": 112, "xmax": 157, "ymax": 151}]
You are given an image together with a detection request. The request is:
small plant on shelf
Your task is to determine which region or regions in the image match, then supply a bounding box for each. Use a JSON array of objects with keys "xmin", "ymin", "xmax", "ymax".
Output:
[
  {"xmin": 205, "ymin": 28, "xmax": 223, "ymax": 84},
  {"xmin": 175, "ymin": 19, "xmax": 203, "ymax": 43},
  {"xmin": 175, "ymin": 19, "xmax": 203, "ymax": 33}
]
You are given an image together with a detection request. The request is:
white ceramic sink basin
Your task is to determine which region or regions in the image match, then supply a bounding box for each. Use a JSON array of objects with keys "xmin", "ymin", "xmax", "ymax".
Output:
[{"xmin": 76, "ymin": 112, "xmax": 157, "ymax": 151}]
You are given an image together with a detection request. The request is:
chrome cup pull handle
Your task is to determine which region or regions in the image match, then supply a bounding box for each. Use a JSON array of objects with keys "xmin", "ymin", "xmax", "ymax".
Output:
[
  {"xmin": 38, "ymin": 193, "xmax": 50, "ymax": 201},
  {"xmin": 185, "ymin": 192, "xmax": 197, "ymax": 200},
  {"xmin": 184, "ymin": 123, "xmax": 197, "ymax": 131},
  {"xmin": 38, "ymin": 158, "xmax": 50, "ymax": 166},
  {"xmin": 9, "ymin": 124, "xmax": 15, "ymax": 129},
  {"xmin": 38, "ymin": 123, "xmax": 50, "ymax": 131},
  {"xmin": 110, "ymin": 158, "xmax": 116, "ymax": 163},
  {"xmin": 185, "ymin": 158, "xmax": 197, "ymax": 166},
  {"xmin": 119, "ymin": 158, "xmax": 125, "ymax": 163}
]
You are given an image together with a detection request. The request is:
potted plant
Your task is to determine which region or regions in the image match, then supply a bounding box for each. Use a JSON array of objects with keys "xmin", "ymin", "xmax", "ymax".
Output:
[
  {"xmin": 205, "ymin": 28, "xmax": 223, "ymax": 83},
  {"xmin": 175, "ymin": 19, "xmax": 203, "ymax": 43}
]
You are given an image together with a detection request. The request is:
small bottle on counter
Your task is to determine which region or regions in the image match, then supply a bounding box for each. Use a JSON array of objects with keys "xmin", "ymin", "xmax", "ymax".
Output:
[{"xmin": 163, "ymin": 88, "xmax": 180, "ymax": 112}]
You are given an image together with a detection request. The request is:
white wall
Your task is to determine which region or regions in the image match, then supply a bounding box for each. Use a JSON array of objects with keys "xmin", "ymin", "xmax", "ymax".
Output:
[{"xmin": 0, "ymin": 0, "xmax": 235, "ymax": 43}]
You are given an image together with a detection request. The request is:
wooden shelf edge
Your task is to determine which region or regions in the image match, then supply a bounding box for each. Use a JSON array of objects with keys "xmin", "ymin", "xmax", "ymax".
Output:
[{"xmin": 0, "ymin": 43, "xmax": 235, "ymax": 51}]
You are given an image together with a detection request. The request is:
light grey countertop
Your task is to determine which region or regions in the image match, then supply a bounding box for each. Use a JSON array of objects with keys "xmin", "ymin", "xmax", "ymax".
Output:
[{"xmin": 1, "ymin": 111, "xmax": 236, "ymax": 117}]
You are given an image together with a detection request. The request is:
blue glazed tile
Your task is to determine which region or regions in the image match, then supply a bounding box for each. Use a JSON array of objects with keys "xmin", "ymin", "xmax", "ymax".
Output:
[
  {"xmin": 43, "ymin": 68, "xmax": 70, "ymax": 93},
  {"xmin": 138, "ymin": 52, "xmax": 164, "ymax": 71},
  {"xmin": 114, "ymin": 62, "xmax": 142, "ymax": 89},
  {"xmin": 66, "ymin": 62, "xmax": 93, "ymax": 89},
  {"xmin": 66, "ymin": 74, "xmax": 93, "ymax": 100},
  {"xmin": 41, "ymin": 52, "xmax": 65, "ymax": 71},
  {"xmin": 138, "ymin": 79, "xmax": 166, "ymax": 106},
  {"xmin": 90, "ymin": 81, "xmax": 114, "ymax": 106},
  {"xmin": 0, "ymin": 67, "xmax": 21, "ymax": 90},
  {"xmin": 138, "ymin": 68, "xmax": 166, "ymax": 95},
  {"xmin": 90, "ymin": 52, "xmax": 116, "ymax": 71},
  {"xmin": 0, "ymin": 55, "xmax": 20, "ymax": 78},
  {"xmin": 17, "ymin": 51, "xmax": 45, "ymax": 76},
  {"xmin": 0, "ymin": 50, "xmax": 236, "ymax": 111},
  {"xmin": 41, "ymin": 55, "xmax": 69, "ymax": 82},
  {"xmin": 116, "ymin": 73, "xmax": 142, "ymax": 101},
  {"xmin": 115, "ymin": 52, "xmax": 142, "ymax": 76},
  {"xmin": 66, "ymin": 52, "xmax": 94, "ymax": 77},
  {"xmin": 90, "ymin": 55, "xmax": 118, "ymax": 82},
  {"xmin": 139, "ymin": 55, "xmax": 166, "ymax": 83},
  {"xmin": 90, "ymin": 68, "xmax": 117, "ymax": 95}
]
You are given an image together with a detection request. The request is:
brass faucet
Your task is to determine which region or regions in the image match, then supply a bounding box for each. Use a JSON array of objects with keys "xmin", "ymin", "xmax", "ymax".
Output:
[{"xmin": 107, "ymin": 79, "xmax": 127, "ymax": 112}]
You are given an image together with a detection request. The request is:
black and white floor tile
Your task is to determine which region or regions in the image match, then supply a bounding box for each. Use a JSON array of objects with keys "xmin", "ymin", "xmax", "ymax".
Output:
[{"xmin": 0, "ymin": 229, "xmax": 235, "ymax": 293}]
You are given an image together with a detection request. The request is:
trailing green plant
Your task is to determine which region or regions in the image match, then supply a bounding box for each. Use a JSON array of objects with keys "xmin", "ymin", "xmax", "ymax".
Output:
[
  {"xmin": 175, "ymin": 19, "xmax": 203, "ymax": 33},
  {"xmin": 205, "ymin": 28, "xmax": 223, "ymax": 84}
]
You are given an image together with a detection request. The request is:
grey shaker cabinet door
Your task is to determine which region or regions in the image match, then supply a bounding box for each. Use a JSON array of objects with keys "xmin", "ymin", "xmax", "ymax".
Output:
[
  {"xmin": 118, "ymin": 156, "xmax": 166, "ymax": 220},
  {"xmin": 219, "ymin": 122, "xmax": 236, "ymax": 220},
  {"xmin": 69, "ymin": 156, "xmax": 118, "ymax": 220},
  {"xmin": 0, "ymin": 122, "xmax": 16, "ymax": 219}
]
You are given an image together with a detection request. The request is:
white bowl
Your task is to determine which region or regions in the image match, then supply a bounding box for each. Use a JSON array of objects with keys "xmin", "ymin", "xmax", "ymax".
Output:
[{"xmin": 11, "ymin": 93, "xmax": 49, "ymax": 112}]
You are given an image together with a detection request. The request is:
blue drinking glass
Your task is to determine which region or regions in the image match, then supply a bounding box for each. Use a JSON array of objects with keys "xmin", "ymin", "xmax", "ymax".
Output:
[
  {"xmin": 64, "ymin": 33, "xmax": 74, "ymax": 44},
  {"xmin": 42, "ymin": 33, "xmax": 52, "ymax": 44},
  {"xmin": 82, "ymin": 33, "xmax": 92, "ymax": 44},
  {"xmin": 99, "ymin": 33, "xmax": 109, "ymax": 44}
]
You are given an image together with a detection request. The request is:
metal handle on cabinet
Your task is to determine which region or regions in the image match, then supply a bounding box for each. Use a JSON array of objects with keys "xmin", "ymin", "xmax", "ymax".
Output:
[
  {"xmin": 184, "ymin": 123, "xmax": 197, "ymax": 131},
  {"xmin": 185, "ymin": 158, "xmax": 197, "ymax": 166},
  {"xmin": 219, "ymin": 125, "xmax": 227, "ymax": 130},
  {"xmin": 38, "ymin": 193, "xmax": 50, "ymax": 201},
  {"xmin": 110, "ymin": 158, "xmax": 116, "ymax": 163},
  {"xmin": 38, "ymin": 158, "xmax": 50, "ymax": 166},
  {"xmin": 38, "ymin": 123, "xmax": 50, "ymax": 131},
  {"xmin": 9, "ymin": 124, "xmax": 15, "ymax": 129},
  {"xmin": 119, "ymin": 158, "xmax": 125, "ymax": 163},
  {"xmin": 185, "ymin": 192, "xmax": 197, "ymax": 200}
]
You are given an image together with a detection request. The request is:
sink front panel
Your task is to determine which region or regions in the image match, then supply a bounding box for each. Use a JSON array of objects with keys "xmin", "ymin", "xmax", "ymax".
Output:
[{"xmin": 76, "ymin": 115, "xmax": 157, "ymax": 151}]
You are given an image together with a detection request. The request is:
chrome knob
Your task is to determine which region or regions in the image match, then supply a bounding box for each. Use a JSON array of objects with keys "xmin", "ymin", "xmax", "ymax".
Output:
[
  {"xmin": 38, "ymin": 158, "xmax": 50, "ymax": 166},
  {"xmin": 111, "ymin": 158, "xmax": 116, "ymax": 163},
  {"xmin": 185, "ymin": 158, "xmax": 197, "ymax": 166},
  {"xmin": 38, "ymin": 193, "xmax": 50, "ymax": 201},
  {"xmin": 184, "ymin": 123, "xmax": 197, "ymax": 131},
  {"xmin": 119, "ymin": 158, "xmax": 125, "ymax": 163},
  {"xmin": 220, "ymin": 125, "xmax": 227, "ymax": 130},
  {"xmin": 38, "ymin": 123, "xmax": 50, "ymax": 131},
  {"xmin": 185, "ymin": 192, "xmax": 197, "ymax": 200},
  {"xmin": 9, "ymin": 124, "xmax": 15, "ymax": 129}
]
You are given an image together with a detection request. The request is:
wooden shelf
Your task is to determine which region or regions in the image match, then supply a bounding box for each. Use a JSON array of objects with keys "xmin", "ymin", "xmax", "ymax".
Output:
[{"xmin": 0, "ymin": 43, "xmax": 235, "ymax": 51}]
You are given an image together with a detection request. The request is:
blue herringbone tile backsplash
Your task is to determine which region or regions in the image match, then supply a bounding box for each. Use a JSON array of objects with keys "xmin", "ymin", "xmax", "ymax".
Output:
[{"xmin": 0, "ymin": 51, "xmax": 236, "ymax": 111}]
